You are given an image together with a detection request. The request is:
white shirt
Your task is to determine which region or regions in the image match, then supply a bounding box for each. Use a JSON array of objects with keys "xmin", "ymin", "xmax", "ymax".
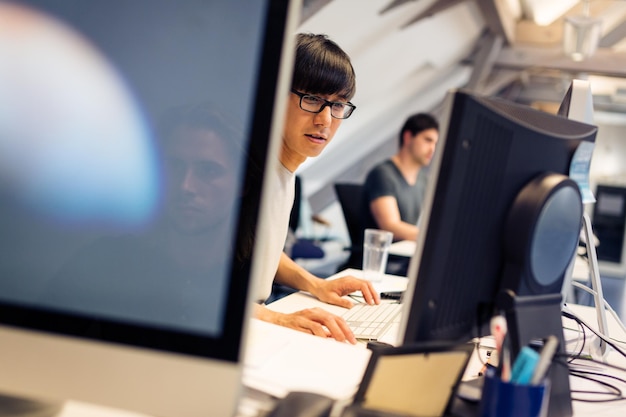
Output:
[{"xmin": 251, "ymin": 161, "xmax": 295, "ymax": 302}]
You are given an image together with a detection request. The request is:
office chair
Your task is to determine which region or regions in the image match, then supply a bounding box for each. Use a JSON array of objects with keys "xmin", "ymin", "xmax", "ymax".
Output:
[
  {"xmin": 334, "ymin": 182, "xmax": 411, "ymax": 276},
  {"xmin": 289, "ymin": 176, "xmax": 325, "ymax": 260},
  {"xmin": 334, "ymin": 183, "xmax": 365, "ymax": 272}
]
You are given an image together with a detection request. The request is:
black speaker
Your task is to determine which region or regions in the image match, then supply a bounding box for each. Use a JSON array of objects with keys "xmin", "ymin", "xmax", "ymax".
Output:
[{"xmin": 500, "ymin": 172, "xmax": 583, "ymax": 296}]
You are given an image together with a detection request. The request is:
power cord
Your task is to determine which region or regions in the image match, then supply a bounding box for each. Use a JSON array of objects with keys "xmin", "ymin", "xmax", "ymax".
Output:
[
  {"xmin": 568, "ymin": 369, "xmax": 625, "ymax": 403},
  {"xmin": 561, "ymin": 307, "xmax": 626, "ymax": 359},
  {"xmin": 558, "ymin": 309, "xmax": 626, "ymax": 403},
  {"xmin": 570, "ymin": 281, "xmax": 626, "ymax": 338},
  {"xmin": 556, "ymin": 354, "xmax": 626, "ymax": 403}
]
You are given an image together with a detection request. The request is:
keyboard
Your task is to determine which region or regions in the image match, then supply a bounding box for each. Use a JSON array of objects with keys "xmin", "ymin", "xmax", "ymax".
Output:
[{"xmin": 342, "ymin": 302, "xmax": 403, "ymax": 341}]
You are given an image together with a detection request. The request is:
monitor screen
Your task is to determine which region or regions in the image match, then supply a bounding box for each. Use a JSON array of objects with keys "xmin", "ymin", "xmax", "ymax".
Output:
[
  {"xmin": 0, "ymin": 1, "xmax": 299, "ymax": 416},
  {"xmin": 397, "ymin": 89, "xmax": 597, "ymax": 346}
]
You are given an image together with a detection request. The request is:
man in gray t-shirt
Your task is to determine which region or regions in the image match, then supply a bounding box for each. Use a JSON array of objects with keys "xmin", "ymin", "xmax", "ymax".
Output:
[{"xmin": 362, "ymin": 113, "xmax": 439, "ymax": 242}]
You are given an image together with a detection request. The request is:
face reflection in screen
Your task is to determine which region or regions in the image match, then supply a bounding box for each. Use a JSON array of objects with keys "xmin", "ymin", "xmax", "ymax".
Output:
[{"xmin": 159, "ymin": 104, "xmax": 244, "ymax": 273}]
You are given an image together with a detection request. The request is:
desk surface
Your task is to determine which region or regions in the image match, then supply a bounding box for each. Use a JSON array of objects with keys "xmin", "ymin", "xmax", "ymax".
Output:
[
  {"xmin": 54, "ymin": 269, "xmax": 626, "ymax": 417},
  {"xmin": 241, "ymin": 269, "xmax": 408, "ymax": 401},
  {"xmin": 244, "ymin": 269, "xmax": 626, "ymax": 417},
  {"xmin": 388, "ymin": 240, "xmax": 416, "ymax": 257}
]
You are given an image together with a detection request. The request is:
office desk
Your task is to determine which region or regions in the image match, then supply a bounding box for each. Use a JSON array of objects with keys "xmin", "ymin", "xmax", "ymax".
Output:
[
  {"xmin": 53, "ymin": 272, "xmax": 626, "ymax": 417},
  {"xmin": 562, "ymin": 303, "xmax": 626, "ymax": 417},
  {"xmin": 242, "ymin": 269, "xmax": 626, "ymax": 417},
  {"xmin": 241, "ymin": 269, "xmax": 408, "ymax": 401},
  {"xmin": 388, "ymin": 240, "xmax": 416, "ymax": 258}
]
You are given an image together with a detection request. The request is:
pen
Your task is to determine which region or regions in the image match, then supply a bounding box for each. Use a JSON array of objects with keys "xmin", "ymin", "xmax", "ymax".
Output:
[
  {"xmin": 490, "ymin": 315, "xmax": 507, "ymax": 357},
  {"xmin": 500, "ymin": 346, "xmax": 511, "ymax": 382},
  {"xmin": 490, "ymin": 315, "xmax": 509, "ymax": 380},
  {"xmin": 530, "ymin": 335, "xmax": 559, "ymax": 385}
]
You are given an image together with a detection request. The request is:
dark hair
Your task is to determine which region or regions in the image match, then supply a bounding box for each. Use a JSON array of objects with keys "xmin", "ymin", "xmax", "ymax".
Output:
[
  {"xmin": 399, "ymin": 113, "xmax": 439, "ymax": 147},
  {"xmin": 291, "ymin": 33, "xmax": 356, "ymax": 100},
  {"xmin": 158, "ymin": 102, "xmax": 244, "ymax": 161}
]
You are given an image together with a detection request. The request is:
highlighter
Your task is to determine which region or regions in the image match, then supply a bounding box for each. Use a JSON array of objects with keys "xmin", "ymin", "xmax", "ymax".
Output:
[{"xmin": 510, "ymin": 346, "xmax": 540, "ymax": 385}]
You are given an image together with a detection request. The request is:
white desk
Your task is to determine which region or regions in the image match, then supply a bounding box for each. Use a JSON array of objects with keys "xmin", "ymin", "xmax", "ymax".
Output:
[
  {"xmin": 241, "ymin": 269, "xmax": 626, "ymax": 417},
  {"xmin": 562, "ymin": 303, "xmax": 626, "ymax": 417},
  {"xmin": 51, "ymin": 278, "xmax": 626, "ymax": 417},
  {"xmin": 388, "ymin": 240, "xmax": 416, "ymax": 258},
  {"xmin": 241, "ymin": 269, "xmax": 408, "ymax": 402}
]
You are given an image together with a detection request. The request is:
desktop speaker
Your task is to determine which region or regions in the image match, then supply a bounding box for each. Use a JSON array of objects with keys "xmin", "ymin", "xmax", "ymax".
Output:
[{"xmin": 500, "ymin": 172, "xmax": 583, "ymax": 297}]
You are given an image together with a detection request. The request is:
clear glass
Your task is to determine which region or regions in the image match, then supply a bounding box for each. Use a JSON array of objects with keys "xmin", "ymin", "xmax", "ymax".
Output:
[{"xmin": 362, "ymin": 228, "xmax": 393, "ymax": 283}]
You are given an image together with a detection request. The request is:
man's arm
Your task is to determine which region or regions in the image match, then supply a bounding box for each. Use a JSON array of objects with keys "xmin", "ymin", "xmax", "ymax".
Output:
[
  {"xmin": 370, "ymin": 196, "xmax": 419, "ymax": 241},
  {"xmin": 252, "ymin": 253, "xmax": 380, "ymax": 344},
  {"xmin": 274, "ymin": 252, "xmax": 323, "ymax": 294},
  {"xmin": 274, "ymin": 252, "xmax": 379, "ymax": 306},
  {"xmin": 253, "ymin": 303, "xmax": 357, "ymax": 344}
]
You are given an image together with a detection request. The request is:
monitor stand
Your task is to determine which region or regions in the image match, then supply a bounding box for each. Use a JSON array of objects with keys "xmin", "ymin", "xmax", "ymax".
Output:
[
  {"xmin": 0, "ymin": 394, "xmax": 63, "ymax": 417},
  {"xmin": 581, "ymin": 211, "xmax": 610, "ymax": 359}
]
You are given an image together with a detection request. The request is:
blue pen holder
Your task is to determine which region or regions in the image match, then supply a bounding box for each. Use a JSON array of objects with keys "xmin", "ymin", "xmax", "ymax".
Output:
[{"xmin": 478, "ymin": 370, "xmax": 550, "ymax": 417}]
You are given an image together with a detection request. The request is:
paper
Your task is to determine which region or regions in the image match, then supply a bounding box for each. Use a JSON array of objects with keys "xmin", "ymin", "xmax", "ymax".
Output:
[{"xmin": 242, "ymin": 319, "xmax": 372, "ymax": 400}]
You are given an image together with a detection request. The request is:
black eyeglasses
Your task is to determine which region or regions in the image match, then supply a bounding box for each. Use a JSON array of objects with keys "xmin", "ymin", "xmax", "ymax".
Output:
[{"xmin": 290, "ymin": 90, "xmax": 356, "ymax": 119}]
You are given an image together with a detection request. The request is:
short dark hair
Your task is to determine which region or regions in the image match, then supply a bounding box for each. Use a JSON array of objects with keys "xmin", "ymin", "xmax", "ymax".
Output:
[
  {"xmin": 158, "ymin": 102, "xmax": 244, "ymax": 161},
  {"xmin": 399, "ymin": 113, "xmax": 439, "ymax": 147},
  {"xmin": 291, "ymin": 33, "xmax": 356, "ymax": 101}
]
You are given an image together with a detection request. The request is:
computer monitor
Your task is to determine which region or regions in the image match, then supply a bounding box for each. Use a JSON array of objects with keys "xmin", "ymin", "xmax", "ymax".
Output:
[
  {"xmin": 397, "ymin": 89, "xmax": 598, "ymax": 346},
  {"xmin": 0, "ymin": 1, "xmax": 299, "ymax": 416}
]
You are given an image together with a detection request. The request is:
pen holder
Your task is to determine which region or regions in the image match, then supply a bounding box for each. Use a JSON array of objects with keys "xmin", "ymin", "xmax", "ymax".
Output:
[{"xmin": 478, "ymin": 370, "xmax": 550, "ymax": 417}]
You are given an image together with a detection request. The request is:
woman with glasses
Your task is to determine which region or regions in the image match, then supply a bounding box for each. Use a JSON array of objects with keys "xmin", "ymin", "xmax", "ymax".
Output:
[{"xmin": 249, "ymin": 33, "xmax": 380, "ymax": 344}]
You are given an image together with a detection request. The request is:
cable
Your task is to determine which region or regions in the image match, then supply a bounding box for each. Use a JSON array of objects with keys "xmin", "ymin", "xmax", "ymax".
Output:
[
  {"xmin": 553, "ymin": 353, "xmax": 626, "ymax": 403},
  {"xmin": 565, "ymin": 355, "xmax": 626, "ymax": 374},
  {"xmin": 571, "ymin": 369, "xmax": 626, "ymax": 388},
  {"xmin": 571, "ymin": 281, "xmax": 626, "ymax": 342},
  {"xmin": 471, "ymin": 337, "xmax": 494, "ymax": 368},
  {"xmin": 568, "ymin": 368, "xmax": 626, "ymax": 403},
  {"xmin": 563, "ymin": 315, "xmax": 586, "ymax": 363},
  {"xmin": 562, "ymin": 309, "xmax": 626, "ymax": 359}
]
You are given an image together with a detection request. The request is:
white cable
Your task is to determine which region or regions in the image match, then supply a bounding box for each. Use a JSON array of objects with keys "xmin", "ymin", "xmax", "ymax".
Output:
[{"xmin": 571, "ymin": 281, "xmax": 626, "ymax": 343}]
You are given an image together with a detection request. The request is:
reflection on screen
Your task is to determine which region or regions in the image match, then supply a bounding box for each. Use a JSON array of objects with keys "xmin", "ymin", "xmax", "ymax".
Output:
[{"xmin": 0, "ymin": 0, "xmax": 267, "ymax": 336}]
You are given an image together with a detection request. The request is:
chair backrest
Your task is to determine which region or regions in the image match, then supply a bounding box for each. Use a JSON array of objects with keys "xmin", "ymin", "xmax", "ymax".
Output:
[{"xmin": 334, "ymin": 183, "xmax": 364, "ymax": 249}]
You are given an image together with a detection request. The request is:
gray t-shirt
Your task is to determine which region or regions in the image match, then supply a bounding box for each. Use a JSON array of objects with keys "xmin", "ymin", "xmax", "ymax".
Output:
[{"xmin": 361, "ymin": 159, "xmax": 428, "ymax": 235}]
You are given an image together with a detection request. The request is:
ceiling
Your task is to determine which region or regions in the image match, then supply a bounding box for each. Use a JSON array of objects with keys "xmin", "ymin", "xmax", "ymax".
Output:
[{"xmin": 294, "ymin": 0, "xmax": 626, "ymax": 207}]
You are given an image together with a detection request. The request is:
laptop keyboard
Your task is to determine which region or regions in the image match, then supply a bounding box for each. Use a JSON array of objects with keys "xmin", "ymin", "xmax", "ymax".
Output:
[{"xmin": 342, "ymin": 302, "xmax": 403, "ymax": 341}]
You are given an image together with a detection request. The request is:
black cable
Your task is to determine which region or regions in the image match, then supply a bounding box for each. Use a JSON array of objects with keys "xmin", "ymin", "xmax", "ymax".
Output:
[
  {"xmin": 472, "ymin": 338, "xmax": 495, "ymax": 373},
  {"xmin": 563, "ymin": 313, "xmax": 587, "ymax": 363},
  {"xmin": 562, "ymin": 310, "xmax": 626, "ymax": 359},
  {"xmin": 570, "ymin": 369, "xmax": 626, "ymax": 387},
  {"xmin": 550, "ymin": 336, "xmax": 626, "ymax": 404},
  {"xmin": 569, "ymin": 371, "xmax": 625, "ymax": 403},
  {"xmin": 565, "ymin": 355, "xmax": 626, "ymax": 374}
]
